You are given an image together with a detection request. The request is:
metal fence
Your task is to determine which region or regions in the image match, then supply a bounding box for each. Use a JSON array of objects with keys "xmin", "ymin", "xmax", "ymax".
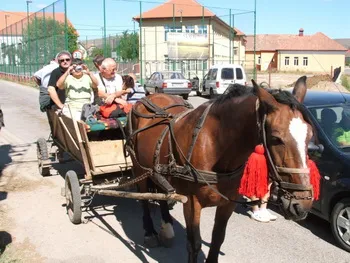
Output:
[
  {"xmin": 1, "ymin": 0, "xmax": 257, "ymax": 84},
  {"xmin": 0, "ymin": 0, "xmax": 67, "ymax": 77},
  {"xmin": 77, "ymin": 0, "xmax": 257, "ymax": 83}
]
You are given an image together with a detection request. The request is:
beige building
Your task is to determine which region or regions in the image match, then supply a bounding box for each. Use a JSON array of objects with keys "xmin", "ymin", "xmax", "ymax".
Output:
[
  {"xmin": 246, "ymin": 29, "xmax": 346, "ymax": 73},
  {"xmin": 133, "ymin": 0, "xmax": 246, "ymax": 80}
]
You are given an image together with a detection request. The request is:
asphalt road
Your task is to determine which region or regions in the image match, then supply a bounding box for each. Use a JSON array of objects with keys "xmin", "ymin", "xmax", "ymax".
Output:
[{"xmin": 1, "ymin": 80, "xmax": 350, "ymax": 263}]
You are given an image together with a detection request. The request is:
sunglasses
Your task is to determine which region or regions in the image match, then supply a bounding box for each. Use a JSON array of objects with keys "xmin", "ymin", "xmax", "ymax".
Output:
[{"xmin": 59, "ymin": 58, "xmax": 71, "ymax": 63}]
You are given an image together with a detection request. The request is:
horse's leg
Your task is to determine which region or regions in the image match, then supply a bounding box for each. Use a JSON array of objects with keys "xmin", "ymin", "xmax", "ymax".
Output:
[
  {"xmin": 183, "ymin": 195, "xmax": 202, "ymax": 263},
  {"xmin": 206, "ymin": 202, "xmax": 235, "ymax": 263},
  {"xmin": 158, "ymin": 200, "xmax": 175, "ymax": 247},
  {"xmin": 139, "ymin": 179, "xmax": 159, "ymax": 247}
]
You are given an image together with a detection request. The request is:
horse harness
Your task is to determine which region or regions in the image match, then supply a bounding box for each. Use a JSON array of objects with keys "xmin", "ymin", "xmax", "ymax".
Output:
[
  {"xmin": 255, "ymin": 99, "xmax": 314, "ymax": 202},
  {"xmin": 126, "ymin": 97, "xmax": 245, "ymax": 194},
  {"xmin": 125, "ymin": 96, "xmax": 313, "ymax": 206}
]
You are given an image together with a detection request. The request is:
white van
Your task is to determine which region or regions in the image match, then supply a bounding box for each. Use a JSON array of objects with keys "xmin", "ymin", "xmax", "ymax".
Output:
[{"xmin": 198, "ymin": 64, "xmax": 247, "ymax": 98}]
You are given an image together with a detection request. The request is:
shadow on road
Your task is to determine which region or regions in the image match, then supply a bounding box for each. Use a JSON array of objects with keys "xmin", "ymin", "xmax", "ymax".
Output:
[
  {"xmin": 0, "ymin": 145, "xmax": 13, "ymax": 174},
  {"xmin": 0, "ymin": 231, "xmax": 12, "ymax": 254},
  {"xmin": 83, "ymin": 196, "xmax": 206, "ymax": 262}
]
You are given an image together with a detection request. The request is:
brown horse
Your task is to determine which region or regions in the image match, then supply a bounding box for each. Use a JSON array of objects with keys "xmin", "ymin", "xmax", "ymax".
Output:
[{"xmin": 127, "ymin": 76, "xmax": 315, "ymax": 263}]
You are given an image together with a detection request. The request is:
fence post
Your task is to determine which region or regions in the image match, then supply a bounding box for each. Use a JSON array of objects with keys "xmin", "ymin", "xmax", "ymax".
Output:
[
  {"xmin": 139, "ymin": 0, "xmax": 143, "ymax": 85},
  {"xmin": 253, "ymin": 0, "xmax": 257, "ymax": 81},
  {"xmin": 21, "ymin": 19, "xmax": 25, "ymax": 76},
  {"xmin": 64, "ymin": 0, "xmax": 68, "ymax": 50},
  {"xmin": 229, "ymin": 9, "xmax": 231, "ymax": 64},
  {"xmin": 35, "ymin": 13, "xmax": 39, "ymax": 72},
  {"xmin": 53, "ymin": 3, "xmax": 56, "ymax": 55},
  {"xmin": 103, "ymin": 0, "xmax": 107, "ymax": 56},
  {"xmin": 43, "ymin": 9, "xmax": 47, "ymax": 64}
]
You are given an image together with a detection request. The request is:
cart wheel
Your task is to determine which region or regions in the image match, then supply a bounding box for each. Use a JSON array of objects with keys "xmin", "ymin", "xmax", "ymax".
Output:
[
  {"xmin": 36, "ymin": 137, "xmax": 50, "ymax": 176},
  {"xmin": 65, "ymin": 170, "xmax": 82, "ymax": 224}
]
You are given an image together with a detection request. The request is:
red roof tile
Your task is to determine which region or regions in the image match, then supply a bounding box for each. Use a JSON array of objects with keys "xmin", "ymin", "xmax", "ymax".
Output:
[
  {"xmin": 246, "ymin": 32, "xmax": 347, "ymax": 52},
  {"xmin": 134, "ymin": 0, "xmax": 215, "ymax": 19},
  {"xmin": 133, "ymin": 0, "xmax": 244, "ymax": 36},
  {"xmin": 0, "ymin": 11, "xmax": 73, "ymax": 35}
]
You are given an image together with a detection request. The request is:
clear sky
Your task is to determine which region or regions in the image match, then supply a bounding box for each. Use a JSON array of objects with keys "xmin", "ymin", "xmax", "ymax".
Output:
[{"xmin": 2, "ymin": 0, "xmax": 350, "ymax": 40}]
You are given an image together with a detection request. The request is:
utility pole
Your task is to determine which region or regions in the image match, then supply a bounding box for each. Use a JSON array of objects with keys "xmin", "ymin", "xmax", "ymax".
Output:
[
  {"xmin": 26, "ymin": 0, "xmax": 32, "ymax": 76},
  {"xmin": 5, "ymin": 14, "xmax": 10, "ymax": 73}
]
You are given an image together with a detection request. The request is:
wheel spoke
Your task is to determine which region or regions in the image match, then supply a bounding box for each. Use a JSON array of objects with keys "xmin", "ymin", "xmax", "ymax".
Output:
[
  {"xmin": 337, "ymin": 215, "xmax": 350, "ymax": 229},
  {"xmin": 340, "ymin": 230, "xmax": 350, "ymax": 244}
]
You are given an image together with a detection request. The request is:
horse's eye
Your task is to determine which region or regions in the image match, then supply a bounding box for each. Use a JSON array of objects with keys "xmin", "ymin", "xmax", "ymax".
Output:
[{"xmin": 270, "ymin": 136, "xmax": 284, "ymax": 145}]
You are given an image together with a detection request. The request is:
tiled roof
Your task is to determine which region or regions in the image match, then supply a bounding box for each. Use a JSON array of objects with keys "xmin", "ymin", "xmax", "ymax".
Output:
[
  {"xmin": 246, "ymin": 32, "xmax": 347, "ymax": 52},
  {"xmin": 133, "ymin": 0, "xmax": 244, "ymax": 36},
  {"xmin": 0, "ymin": 11, "xmax": 73, "ymax": 35},
  {"xmin": 134, "ymin": 0, "xmax": 214, "ymax": 19},
  {"xmin": 334, "ymin": 38, "xmax": 350, "ymax": 49}
]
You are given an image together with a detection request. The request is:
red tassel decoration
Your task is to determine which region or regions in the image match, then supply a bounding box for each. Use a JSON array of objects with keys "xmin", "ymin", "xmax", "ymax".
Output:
[
  {"xmin": 239, "ymin": 145, "xmax": 268, "ymax": 199},
  {"xmin": 307, "ymin": 158, "xmax": 321, "ymax": 200}
]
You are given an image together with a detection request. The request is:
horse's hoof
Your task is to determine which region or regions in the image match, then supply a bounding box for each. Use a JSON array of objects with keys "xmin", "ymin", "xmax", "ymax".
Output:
[
  {"xmin": 159, "ymin": 235, "xmax": 174, "ymax": 248},
  {"xmin": 159, "ymin": 221, "xmax": 175, "ymax": 248},
  {"xmin": 144, "ymin": 235, "xmax": 160, "ymax": 248}
]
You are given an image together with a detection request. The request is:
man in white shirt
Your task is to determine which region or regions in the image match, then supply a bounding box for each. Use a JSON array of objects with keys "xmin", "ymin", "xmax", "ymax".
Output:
[
  {"xmin": 33, "ymin": 55, "xmax": 59, "ymax": 111},
  {"xmin": 95, "ymin": 58, "xmax": 129, "ymax": 105}
]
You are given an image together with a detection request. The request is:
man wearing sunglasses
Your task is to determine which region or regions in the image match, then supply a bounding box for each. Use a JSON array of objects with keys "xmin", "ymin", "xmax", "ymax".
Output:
[{"xmin": 47, "ymin": 51, "xmax": 72, "ymax": 109}]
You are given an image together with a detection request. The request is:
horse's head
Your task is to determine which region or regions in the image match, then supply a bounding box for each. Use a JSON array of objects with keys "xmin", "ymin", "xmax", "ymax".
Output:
[{"xmin": 253, "ymin": 76, "xmax": 314, "ymax": 220}]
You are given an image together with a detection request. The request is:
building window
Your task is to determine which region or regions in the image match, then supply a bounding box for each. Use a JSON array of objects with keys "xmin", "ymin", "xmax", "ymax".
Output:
[
  {"xmin": 164, "ymin": 25, "xmax": 182, "ymax": 41},
  {"xmin": 258, "ymin": 56, "xmax": 261, "ymax": 65},
  {"xmin": 198, "ymin": 25, "xmax": 207, "ymax": 35},
  {"xmin": 234, "ymin": 48, "xmax": 238, "ymax": 56},
  {"xmin": 294, "ymin": 57, "xmax": 299, "ymax": 66},
  {"xmin": 303, "ymin": 57, "xmax": 308, "ymax": 66},
  {"xmin": 185, "ymin": 25, "xmax": 195, "ymax": 33},
  {"xmin": 285, "ymin": 57, "xmax": 290, "ymax": 66}
]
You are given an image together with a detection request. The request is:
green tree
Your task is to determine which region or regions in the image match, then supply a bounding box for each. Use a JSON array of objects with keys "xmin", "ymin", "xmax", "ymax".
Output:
[
  {"xmin": 116, "ymin": 31, "xmax": 139, "ymax": 61},
  {"xmin": 90, "ymin": 44, "xmax": 111, "ymax": 58},
  {"xmin": 91, "ymin": 47, "xmax": 104, "ymax": 57},
  {"xmin": 19, "ymin": 17, "xmax": 78, "ymax": 66}
]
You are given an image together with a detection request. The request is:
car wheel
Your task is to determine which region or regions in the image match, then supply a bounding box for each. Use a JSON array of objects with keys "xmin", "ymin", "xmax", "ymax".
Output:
[
  {"xmin": 144, "ymin": 85, "xmax": 150, "ymax": 96},
  {"xmin": 331, "ymin": 198, "xmax": 350, "ymax": 252},
  {"xmin": 182, "ymin": 94, "xmax": 189, "ymax": 100}
]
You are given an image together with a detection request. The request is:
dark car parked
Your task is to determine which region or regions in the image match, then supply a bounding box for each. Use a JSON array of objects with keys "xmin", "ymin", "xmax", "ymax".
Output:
[{"xmin": 301, "ymin": 90, "xmax": 350, "ymax": 252}]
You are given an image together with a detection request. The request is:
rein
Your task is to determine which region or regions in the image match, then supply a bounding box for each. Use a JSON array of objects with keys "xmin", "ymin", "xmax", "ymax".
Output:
[{"xmin": 257, "ymin": 101, "xmax": 313, "ymax": 201}]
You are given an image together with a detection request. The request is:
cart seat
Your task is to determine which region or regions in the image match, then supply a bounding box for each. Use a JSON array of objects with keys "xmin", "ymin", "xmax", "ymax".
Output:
[{"xmin": 84, "ymin": 117, "xmax": 127, "ymax": 132}]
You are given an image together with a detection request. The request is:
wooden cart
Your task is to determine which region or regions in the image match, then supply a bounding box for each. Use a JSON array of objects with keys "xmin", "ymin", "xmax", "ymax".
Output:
[{"xmin": 36, "ymin": 109, "xmax": 187, "ymax": 224}]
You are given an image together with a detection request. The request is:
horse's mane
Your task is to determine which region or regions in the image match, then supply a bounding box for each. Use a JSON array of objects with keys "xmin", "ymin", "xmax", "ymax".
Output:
[
  {"xmin": 213, "ymin": 83, "xmax": 303, "ymax": 112},
  {"xmin": 211, "ymin": 84, "xmax": 313, "ymax": 126}
]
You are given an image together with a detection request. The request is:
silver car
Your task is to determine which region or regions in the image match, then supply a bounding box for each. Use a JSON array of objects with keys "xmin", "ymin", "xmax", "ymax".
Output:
[{"xmin": 144, "ymin": 71, "xmax": 192, "ymax": 100}]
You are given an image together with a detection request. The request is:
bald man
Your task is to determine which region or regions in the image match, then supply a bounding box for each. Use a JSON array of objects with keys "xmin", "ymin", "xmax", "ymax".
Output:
[{"xmin": 95, "ymin": 58, "xmax": 130, "ymax": 105}]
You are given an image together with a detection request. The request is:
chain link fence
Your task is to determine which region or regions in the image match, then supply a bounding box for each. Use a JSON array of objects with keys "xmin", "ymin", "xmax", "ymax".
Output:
[
  {"xmin": 0, "ymin": 0, "xmax": 67, "ymax": 79},
  {"xmin": 1, "ymin": 0, "xmax": 257, "ymax": 84}
]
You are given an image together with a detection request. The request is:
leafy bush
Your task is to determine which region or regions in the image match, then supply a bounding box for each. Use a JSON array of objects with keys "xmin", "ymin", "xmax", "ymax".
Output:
[{"xmin": 341, "ymin": 75, "xmax": 350, "ymax": 91}]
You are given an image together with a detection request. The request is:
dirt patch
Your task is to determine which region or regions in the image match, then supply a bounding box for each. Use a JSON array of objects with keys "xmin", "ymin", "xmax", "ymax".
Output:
[
  {"xmin": 288, "ymin": 74, "xmax": 333, "ymax": 88},
  {"xmin": 0, "ymin": 238, "xmax": 45, "ymax": 263},
  {"xmin": 309, "ymin": 81, "xmax": 349, "ymax": 93}
]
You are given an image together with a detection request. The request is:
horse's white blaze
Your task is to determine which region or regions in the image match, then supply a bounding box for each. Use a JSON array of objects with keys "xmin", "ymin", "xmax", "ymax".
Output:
[
  {"xmin": 289, "ymin": 117, "xmax": 308, "ymax": 168},
  {"xmin": 160, "ymin": 220, "xmax": 175, "ymax": 239}
]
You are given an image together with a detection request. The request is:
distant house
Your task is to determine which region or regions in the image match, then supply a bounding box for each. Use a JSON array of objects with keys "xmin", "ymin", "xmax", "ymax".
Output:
[
  {"xmin": 334, "ymin": 39, "xmax": 350, "ymax": 65},
  {"xmin": 246, "ymin": 29, "xmax": 347, "ymax": 73},
  {"xmin": 0, "ymin": 11, "xmax": 75, "ymax": 67},
  {"xmin": 133, "ymin": 0, "xmax": 246, "ymax": 79}
]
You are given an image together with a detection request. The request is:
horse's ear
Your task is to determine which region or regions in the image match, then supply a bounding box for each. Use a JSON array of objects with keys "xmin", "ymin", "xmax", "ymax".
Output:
[
  {"xmin": 292, "ymin": 76, "xmax": 307, "ymax": 103},
  {"xmin": 251, "ymin": 79, "xmax": 278, "ymax": 112}
]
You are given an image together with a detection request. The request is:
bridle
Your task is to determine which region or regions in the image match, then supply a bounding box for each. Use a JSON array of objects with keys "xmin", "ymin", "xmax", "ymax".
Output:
[{"xmin": 257, "ymin": 100, "xmax": 314, "ymax": 202}]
